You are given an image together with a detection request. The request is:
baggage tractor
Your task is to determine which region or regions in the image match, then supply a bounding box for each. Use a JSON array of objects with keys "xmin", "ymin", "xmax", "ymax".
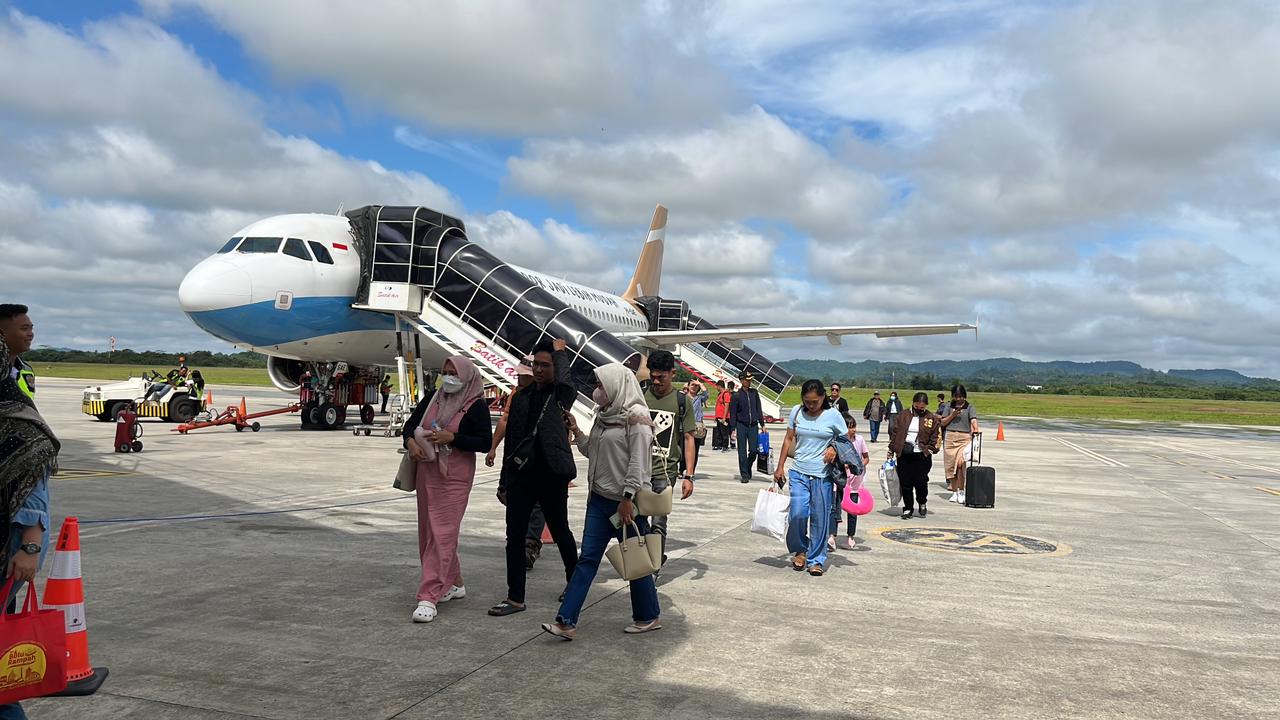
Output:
[{"xmin": 964, "ymin": 432, "xmax": 995, "ymax": 508}]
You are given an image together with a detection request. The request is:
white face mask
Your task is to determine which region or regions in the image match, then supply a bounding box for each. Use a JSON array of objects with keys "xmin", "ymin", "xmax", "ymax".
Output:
[
  {"xmin": 440, "ymin": 375, "xmax": 463, "ymax": 394},
  {"xmin": 592, "ymin": 387, "xmax": 609, "ymax": 407}
]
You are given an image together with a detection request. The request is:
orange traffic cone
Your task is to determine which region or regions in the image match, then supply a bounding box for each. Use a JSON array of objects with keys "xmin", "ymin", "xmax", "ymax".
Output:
[
  {"xmin": 42, "ymin": 517, "xmax": 109, "ymax": 696},
  {"xmin": 239, "ymin": 396, "xmax": 248, "ymax": 418},
  {"xmin": 996, "ymin": 422, "xmax": 1006, "ymax": 441},
  {"xmin": 540, "ymin": 523, "xmax": 554, "ymax": 545},
  {"xmin": 205, "ymin": 389, "xmax": 213, "ymax": 406}
]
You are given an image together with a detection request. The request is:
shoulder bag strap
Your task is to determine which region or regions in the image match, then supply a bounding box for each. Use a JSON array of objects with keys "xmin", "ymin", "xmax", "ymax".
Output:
[{"xmin": 530, "ymin": 393, "xmax": 553, "ymax": 438}]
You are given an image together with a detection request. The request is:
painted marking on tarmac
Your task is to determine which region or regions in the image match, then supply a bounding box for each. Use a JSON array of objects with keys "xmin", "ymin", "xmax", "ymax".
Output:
[
  {"xmin": 1161, "ymin": 447, "xmax": 1280, "ymax": 476},
  {"xmin": 1051, "ymin": 437, "xmax": 1128, "ymax": 467},
  {"xmin": 54, "ymin": 467, "xmax": 136, "ymax": 480},
  {"xmin": 1256, "ymin": 486, "xmax": 1280, "ymax": 497},
  {"xmin": 876, "ymin": 527, "xmax": 1071, "ymax": 556},
  {"xmin": 1207, "ymin": 471, "xmax": 1235, "ymax": 480}
]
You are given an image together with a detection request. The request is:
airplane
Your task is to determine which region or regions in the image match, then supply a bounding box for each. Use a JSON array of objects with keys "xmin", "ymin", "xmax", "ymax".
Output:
[{"xmin": 178, "ymin": 204, "xmax": 974, "ymax": 429}]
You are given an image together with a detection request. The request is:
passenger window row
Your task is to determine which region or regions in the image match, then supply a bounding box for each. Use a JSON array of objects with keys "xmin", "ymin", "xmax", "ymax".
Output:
[{"xmin": 215, "ymin": 236, "xmax": 334, "ymax": 265}]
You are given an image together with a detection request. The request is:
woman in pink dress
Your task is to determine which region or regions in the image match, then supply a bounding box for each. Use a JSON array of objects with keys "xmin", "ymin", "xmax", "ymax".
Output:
[{"xmin": 403, "ymin": 356, "xmax": 492, "ymax": 623}]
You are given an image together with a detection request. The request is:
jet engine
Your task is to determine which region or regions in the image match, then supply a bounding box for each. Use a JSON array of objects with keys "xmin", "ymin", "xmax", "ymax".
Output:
[{"xmin": 266, "ymin": 356, "xmax": 307, "ymax": 393}]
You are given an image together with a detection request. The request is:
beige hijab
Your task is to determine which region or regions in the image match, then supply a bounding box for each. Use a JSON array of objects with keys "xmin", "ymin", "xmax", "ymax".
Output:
[{"xmin": 593, "ymin": 363, "xmax": 651, "ymax": 427}]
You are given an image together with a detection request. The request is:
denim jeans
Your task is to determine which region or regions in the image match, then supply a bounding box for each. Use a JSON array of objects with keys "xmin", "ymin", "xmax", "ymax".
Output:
[
  {"xmin": 556, "ymin": 492, "xmax": 660, "ymax": 628},
  {"xmin": 736, "ymin": 423, "xmax": 760, "ymax": 479},
  {"xmin": 868, "ymin": 420, "xmax": 881, "ymax": 442},
  {"xmin": 786, "ymin": 470, "xmax": 833, "ymax": 568},
  {"xmin": 0, "ymin": 703, "xmax": 26, "ymax": 720}
]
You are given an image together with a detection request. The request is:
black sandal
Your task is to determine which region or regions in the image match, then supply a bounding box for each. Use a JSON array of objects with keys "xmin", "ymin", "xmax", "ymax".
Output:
[{"xmin": 488, "ymin": 600, "xmax": 526, "ymax": 617}]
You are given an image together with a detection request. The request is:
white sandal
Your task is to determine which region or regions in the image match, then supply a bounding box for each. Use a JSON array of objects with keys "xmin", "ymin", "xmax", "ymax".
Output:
[{"xmin": 411, "ymin": 601, "xmax": 437, "ymax": 623}]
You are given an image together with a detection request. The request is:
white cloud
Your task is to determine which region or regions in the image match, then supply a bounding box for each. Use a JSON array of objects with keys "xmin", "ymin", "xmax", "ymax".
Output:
[
  {"xmin": 0, "ymin": 12, "xmax": 458, "ymax": 215},
  {"xmin": 141, "ymin": 0, "xmax": 736, "ymax": 136},
  {"xmin": 466, "ymin": 210, "xmax": 608, "ymax": 274},
  {"xmin": 509, "ymin": 106, "xmax": 885, "ymax": 236}
]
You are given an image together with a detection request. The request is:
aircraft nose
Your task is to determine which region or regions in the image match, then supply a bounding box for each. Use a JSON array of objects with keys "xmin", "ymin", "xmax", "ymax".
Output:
[{"xmin": 178, "ymin": 258, "xmax": 254, "ymax": 313}]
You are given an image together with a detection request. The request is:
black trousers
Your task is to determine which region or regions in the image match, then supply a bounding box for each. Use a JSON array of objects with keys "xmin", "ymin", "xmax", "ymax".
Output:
[
  {"xmin": 712, "ymin": 420, "xmax": 729, "ymax": 449},
  {"xmin": 897, "ymin": 453, "xmax": 932, "ymax": 510},
  {"xmin": 380, "ymin": 392, "xmax": 390, "ymax": 412},
  {"xmin": 505, "ymin": 477, "xmax": 576, "ymax": 603}
]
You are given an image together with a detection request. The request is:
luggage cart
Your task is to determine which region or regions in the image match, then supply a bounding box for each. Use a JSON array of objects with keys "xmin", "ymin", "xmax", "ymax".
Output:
[{"xmin": 351, "ymin": 394, "xmax": 411, "ymax": 437}]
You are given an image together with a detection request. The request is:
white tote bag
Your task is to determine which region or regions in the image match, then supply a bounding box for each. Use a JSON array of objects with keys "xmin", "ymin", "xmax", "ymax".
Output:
[
  {"xmin": 879, "ymin": 460, "xmax": 901, "ymax": 507},
  {"xmin": 751, "ymin": 487, "xmax": 790, "ymax": 543}
]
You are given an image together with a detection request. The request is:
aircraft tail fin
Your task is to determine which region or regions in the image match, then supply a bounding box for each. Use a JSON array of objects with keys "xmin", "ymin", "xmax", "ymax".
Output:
[{"xmin": 622, "ymin": 204, "xmax": 667, "ymax": 301}]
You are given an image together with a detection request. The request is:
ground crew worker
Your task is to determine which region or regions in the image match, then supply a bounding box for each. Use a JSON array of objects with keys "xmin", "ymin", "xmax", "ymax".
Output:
[{"xmin": 0, "ymin": 304, "xmax": 36, "ymax": 402}]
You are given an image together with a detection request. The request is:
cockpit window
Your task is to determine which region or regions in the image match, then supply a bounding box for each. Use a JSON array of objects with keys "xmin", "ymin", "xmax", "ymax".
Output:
[
  {"xmin": 237, "ymin": 237, "xmax": 282, "ymax": 254},
  {"xmin": 282, "ymin": 238, "xmax": 312, "ymax": 262},
  {"xmin": 217, "ymin": 237, "xmax": 242, "ymax": 254},
  {"xmin": 308, "ymin": 240, "xmax": 334, "ymax": 265}
]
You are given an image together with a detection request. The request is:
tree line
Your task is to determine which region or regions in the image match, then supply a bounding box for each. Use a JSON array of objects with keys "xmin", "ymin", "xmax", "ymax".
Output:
[{"xmin": 25, "ymin": 348, "xmax": 267, "ymax": 368}]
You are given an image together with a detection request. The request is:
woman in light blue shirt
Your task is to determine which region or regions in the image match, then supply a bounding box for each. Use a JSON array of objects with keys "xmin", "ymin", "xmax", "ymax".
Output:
[{"xmin": 772, "ymin": 379, "xmax": 846, "ymax": 575}]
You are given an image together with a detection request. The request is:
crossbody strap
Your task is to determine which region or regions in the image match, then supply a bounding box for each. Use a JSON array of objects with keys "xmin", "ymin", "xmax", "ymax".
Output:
[{"xmin": 530, "ymin": 393, "xmax": 553, "ymax": 438}]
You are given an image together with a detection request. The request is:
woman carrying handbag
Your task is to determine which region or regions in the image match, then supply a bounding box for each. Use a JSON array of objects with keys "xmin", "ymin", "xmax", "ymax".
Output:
[
  {"xmin": 401, "ymin": 356, "xmax": 492, "ymax": 623},
  {"xmin": 540, "ymin": 363, "xmax": 659, "ymax": 641}
]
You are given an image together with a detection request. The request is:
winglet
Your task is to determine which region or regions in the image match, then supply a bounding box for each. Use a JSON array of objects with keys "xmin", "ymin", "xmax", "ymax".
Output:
[{"xmin": 621, "ymin": 204, "xmax": 667, "ymax": 302}]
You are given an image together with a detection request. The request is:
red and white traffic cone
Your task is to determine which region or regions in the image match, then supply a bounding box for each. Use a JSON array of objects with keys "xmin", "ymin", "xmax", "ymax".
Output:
[{"xmin": 42, "ymin": 517, "xmax": 109, "ymax": 696}]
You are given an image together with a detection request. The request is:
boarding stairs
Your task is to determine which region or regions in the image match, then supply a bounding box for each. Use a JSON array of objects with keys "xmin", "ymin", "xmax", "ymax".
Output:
[{"xmin": 348, "ymin": 205, "xmax": 641, "ymax": 432}]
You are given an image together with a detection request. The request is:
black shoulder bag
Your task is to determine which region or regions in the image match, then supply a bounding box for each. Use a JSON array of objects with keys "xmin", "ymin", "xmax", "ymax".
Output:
[{"xmin": 506, "ymin": 393, "xmax": 553, "ymax": 472}]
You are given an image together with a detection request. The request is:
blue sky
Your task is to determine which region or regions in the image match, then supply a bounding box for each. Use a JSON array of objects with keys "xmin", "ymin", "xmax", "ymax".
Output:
[{"xmin": 3, "ymin": 0, "xmax": 1279, "ymax": 377}]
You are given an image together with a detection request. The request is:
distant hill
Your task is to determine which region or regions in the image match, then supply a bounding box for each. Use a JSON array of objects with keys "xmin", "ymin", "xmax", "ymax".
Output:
[
  {"xmin": 777, "ymin": 357, "xmax": 1280, "ymax": 400},
  {"xmin": 1167, "ymin": 368, "xmax": 1259, "ymax": 385}
]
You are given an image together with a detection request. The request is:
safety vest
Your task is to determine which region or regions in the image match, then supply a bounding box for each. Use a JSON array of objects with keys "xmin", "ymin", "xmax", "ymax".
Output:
[{"xmin": 14, "ymin": 358, "xmax": 35, "ymax": 401}]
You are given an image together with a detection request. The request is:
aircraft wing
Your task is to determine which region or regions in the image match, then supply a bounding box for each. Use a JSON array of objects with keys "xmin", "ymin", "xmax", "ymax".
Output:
[{"xmin": 618, "ymin": 323, "xmax": 976, "ymax": 349}]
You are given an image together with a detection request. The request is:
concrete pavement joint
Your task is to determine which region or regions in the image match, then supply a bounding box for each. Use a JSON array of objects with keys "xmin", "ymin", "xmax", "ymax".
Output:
[{"xmin": 93, "ymin": 690, "xmax": 273, "ymax": 719}]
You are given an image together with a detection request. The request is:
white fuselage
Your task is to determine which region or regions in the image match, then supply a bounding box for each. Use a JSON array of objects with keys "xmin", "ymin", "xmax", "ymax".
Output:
[{"xmin": 178, "ymin": 214, "xmax": 649, "ymax": 369}]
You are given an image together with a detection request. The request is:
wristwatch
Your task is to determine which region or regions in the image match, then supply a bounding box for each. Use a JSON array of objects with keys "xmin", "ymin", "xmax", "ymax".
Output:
[
  {"xmin": 623, "ymin": 491, "xmax": 634, "ymax": 500},
  {"xmin": 18, "ymin": 543, "xmax": 41, "ymax": 556}
]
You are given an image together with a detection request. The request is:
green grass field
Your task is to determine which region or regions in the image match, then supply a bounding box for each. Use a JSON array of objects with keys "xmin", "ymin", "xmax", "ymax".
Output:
[
  {"xmin": 36, "ymin": 363, "xmax": 1280, "ymax": 425},
  {"xmin": 779, "ymin": 388, "xmax": 1280, "ymax": 426},
  {"xmin": 35, "ymin": 362, "xmax": 274, "ymax": 387}
]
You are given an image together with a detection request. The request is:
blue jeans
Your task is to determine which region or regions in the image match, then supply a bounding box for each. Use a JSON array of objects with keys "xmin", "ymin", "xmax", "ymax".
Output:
[
  {"xmin": 0, "ymin": 703, "xmax": 26, "ymax": 719},
  {"xmin": 736, "ymin": 423, "xmax": 760, "ymax": 479},
  {"xmin": 556, "ymin": 492, "xmax": 660, "ymax": 628},
  {"xmin": 786, "ymin": 470, "xmax": 833, "ymax": 568},
  {"xmin": 868, "ymin": 420, "xmax": 881, "ymax": 442}
]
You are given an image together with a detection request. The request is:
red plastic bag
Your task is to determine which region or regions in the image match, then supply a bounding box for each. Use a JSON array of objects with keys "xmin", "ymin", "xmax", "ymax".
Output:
[{"xmin": 0, "ymin": 578, "xmax": 68, "ymax": 703}]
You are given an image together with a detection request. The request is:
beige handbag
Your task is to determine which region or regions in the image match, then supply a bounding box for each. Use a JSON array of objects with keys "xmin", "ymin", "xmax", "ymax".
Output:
[
  {"xmin": 604, "ymin": 521, "xmax": 663, "ymax": 581},
  {"xmin": 635, "ymin": 481, "xmax": 673, "ymax": 517},
  {"xmin": 393, "ymin": 452, "xmax": 416, "ymax": 492}
]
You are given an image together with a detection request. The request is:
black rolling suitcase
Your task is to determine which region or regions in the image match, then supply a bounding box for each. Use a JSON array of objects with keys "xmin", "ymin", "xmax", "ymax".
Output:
[{"xmin": 964, "ymin": 432, "xmax": 996, "ymax": 508}]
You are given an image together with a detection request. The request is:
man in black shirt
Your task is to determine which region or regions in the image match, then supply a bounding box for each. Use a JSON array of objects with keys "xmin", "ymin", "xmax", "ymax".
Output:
[
  {"xmin": 729, "ymin": 370, "xmax": 766, "ymax": 483},
  {"xmin": 489, "ymin": 338, "xmax": 578, "ymax": 617},
  {"xmin": 828, "ymin": 383, "xmax": 850, "ymax": 414}
]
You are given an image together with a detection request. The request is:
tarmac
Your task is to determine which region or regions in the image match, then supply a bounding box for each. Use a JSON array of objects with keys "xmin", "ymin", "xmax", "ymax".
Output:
[{"xmin": 19, "ymin": 378, "xmax": 1280, "ymax": 719}]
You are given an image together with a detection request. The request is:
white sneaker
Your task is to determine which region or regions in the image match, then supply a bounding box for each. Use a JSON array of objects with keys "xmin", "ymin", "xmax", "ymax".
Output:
[
  {"xmin": 440, "ymin": 585, "xmax": 466, "ymax": 602},
  {"xmin": 949, "ymin": 493, "xmax": 960, "ymax": 503},
  {"xmin": 957, "ymin": 492, "xmax": 966, "ymax": 505},
  {"xmin": 411, "ymin": 601, "xmax": 437, "ymax": 623}
]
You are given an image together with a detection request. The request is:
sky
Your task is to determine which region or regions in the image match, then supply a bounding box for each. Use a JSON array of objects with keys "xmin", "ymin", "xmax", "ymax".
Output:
[{"xmin": 2, "ymin": 0, "xmax": 1279, "ymax": 378}]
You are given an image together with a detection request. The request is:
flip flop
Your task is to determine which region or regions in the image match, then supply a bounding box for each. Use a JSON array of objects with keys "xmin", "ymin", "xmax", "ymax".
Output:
[{"xmin": 488, "ymin": 601, "xmax": 526, "ymax": 617}]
